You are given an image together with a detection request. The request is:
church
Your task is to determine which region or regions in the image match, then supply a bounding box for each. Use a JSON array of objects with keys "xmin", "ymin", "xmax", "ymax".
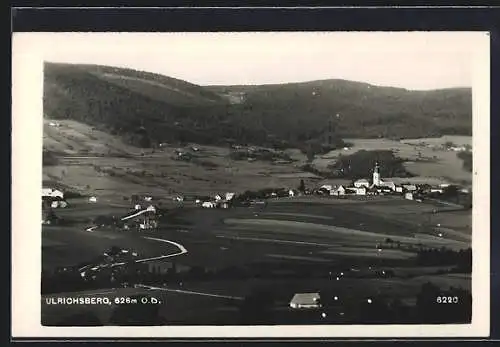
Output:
[
  {"xmin": 353, "ymin": 161, "xmax": 396, "ymax": 192},
  {"xmin": 329, "ymin": 161, "xmax": 398, "ymax": 196}
]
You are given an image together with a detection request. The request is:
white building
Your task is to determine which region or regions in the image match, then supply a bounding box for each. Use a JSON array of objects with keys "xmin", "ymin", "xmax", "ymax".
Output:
[
  {"xmin": 88, "ymin": 196, "xmax": 97, "ymax": 203},
  {"xmin": 289, "ymin": 293, "xmax": 322, "ymax": 309},
  {"xmin": 405, "ymin": 192, "xmax": 414, "ymax": 200},
  {"xmin": 354, "ymin": 179, "xmax": 370, "ymax": 188},
  {"xmin": 202, "ymin": 201, "xmax": 216, "ymax": 208},
  {"xmin": 379, "ymin": 180, "xmax": 396, "ymax": 191},
  {"xmin": 353, "ymin": 187, "xmax": 367, "ymax": 195},
  {"xmin": 334, "ymin": 185, "xmax": 346, "ymax": 196},
  {"xmin": 42, "ymin": 188, "xmax": 64, "ymax": 199}
]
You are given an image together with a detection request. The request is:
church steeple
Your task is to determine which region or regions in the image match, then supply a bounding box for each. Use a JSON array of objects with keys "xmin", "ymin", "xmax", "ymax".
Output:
[{"xmin": 373, "ymin": 161, "xmax": 381, "ymax": 186}]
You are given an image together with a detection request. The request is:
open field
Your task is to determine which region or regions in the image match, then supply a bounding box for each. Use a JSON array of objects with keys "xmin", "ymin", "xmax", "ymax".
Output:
[
  {"xmin": 43, "ymin": 119, "xmax": 323, "ymax": 200},
  {"xmin": 44, "ymin": 196, "xmax": 471, "ymax": 264},
  {"xmin": 41, "ymin": 193, "xmax": 472, "ymax": 325},
  {"xmin": 401, "ymin": 136, "xmax": 472, "ymax": 147},
  {"xmin": 314, "ymin": 137, "xmax": 472, "ymax": 184},
  {"xmin": 41, "ymin": 119, "xmax": 472, "ymax": 325},
  {"xmin": 44, "ymin": 119, "xmax": 472, "ymax": 203}
]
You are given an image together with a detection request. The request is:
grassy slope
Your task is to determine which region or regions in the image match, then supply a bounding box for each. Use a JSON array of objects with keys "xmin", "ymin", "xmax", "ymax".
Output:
[{"xmin": 44, "ymin": 62, "xmax": 472, "ymax": 149}]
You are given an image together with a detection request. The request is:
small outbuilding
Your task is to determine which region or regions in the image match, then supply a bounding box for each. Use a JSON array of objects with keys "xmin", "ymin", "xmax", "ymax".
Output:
[{"xmin": 289, "ymin": 293, "xmax": 322, "ymax": 309}]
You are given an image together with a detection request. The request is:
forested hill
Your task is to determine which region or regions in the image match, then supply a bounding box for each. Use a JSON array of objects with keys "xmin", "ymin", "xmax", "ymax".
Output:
[
  {"xmin": 43, "ymin": 62, "xmax": 472, "ymax": 149},
  {"xmin": 207, "ymin": 80, "xmax": 472, "ymax": 140}
]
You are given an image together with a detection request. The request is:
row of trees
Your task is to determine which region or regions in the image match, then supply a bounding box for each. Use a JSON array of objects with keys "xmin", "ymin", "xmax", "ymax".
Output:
[
  {"xmin": 457, "ymin": 151, "xmax": 473, "ymax": 172},
  {"xmin": 416, "ymin": 247, "xmax": 472, "ymax": 271},
  {"xmin": 328, "ymin": 150, "xmax": 412, "ymax": 179}
]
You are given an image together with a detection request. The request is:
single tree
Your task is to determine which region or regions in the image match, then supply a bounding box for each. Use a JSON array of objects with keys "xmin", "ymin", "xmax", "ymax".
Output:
[{"xmin": 298, "ymin": 179, "xmax": 306, "ymax": 192}]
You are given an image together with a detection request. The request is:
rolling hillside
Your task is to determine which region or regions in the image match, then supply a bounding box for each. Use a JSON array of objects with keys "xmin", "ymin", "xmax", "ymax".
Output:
[
  {"xmin": 43, "ymin": 62, "xmax": 472, "ymax": 149},
  {"xmin": 208, "ymin": 81, "xmax": 472, "ymax": 140}
]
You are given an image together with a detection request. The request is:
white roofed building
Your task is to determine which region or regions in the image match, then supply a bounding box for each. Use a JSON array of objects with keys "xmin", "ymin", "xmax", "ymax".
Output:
[
  {"xmin": 289, "ymin": 293, "xmax": 322, "ymax": 309},
  {"xmin": 42, "ymin": 188, "xmax": 64, "ymax": 199},
  {"xmin": 354, "ymin": 179, "xmax": 370, "ymax": 188},
  {"xmin": 333, "ymin": 185, "xmax": 346, "ymax": 196}
]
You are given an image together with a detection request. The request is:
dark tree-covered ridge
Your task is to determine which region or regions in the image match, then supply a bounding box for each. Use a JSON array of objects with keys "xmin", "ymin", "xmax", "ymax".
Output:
[{"xmin": 44, "ymin": 62, "xmax": 472, "ymax": 149}]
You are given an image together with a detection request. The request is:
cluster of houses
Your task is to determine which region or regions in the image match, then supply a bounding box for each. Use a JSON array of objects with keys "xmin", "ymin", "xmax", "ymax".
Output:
[
  {"xmin": 195, "ymin": 192, "xmax": 236, "ymax": 209},
  {"xmin": 42, "ymin": 188, "xmax": 67, "ymax": 208},
  {"xmin": 186, "ymin": 161, "xmax": 471, "ymax": 210},
  {"xmin": 315, "ymin": 162, "xmax": 469, "ymax": 202},
  {"xmin": 318, "ymin": 162, "xmax": 420, "ymax": 199}
]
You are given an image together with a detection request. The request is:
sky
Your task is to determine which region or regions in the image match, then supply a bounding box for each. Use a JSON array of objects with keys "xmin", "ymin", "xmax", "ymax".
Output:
[{"xmin": 20, "ymin": 31, "xmax": 488, "ymax": 90}]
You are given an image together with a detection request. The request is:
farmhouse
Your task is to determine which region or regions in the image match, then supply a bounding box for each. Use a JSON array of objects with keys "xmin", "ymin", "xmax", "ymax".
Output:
[
  {"xmin": 289, "ymin": 293, "xmax": 322, "ymax": 309},
  {"xmin": 42, "ymin": 188, "xmax": 64, "ymax": 199},
  {"xmin": 333, "ymin": 185, "xmax": 346, "ymax": 196}
]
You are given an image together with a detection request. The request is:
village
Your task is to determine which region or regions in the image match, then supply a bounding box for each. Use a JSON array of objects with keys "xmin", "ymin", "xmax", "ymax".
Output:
[{"xmin": 41, "ymin": 160, "xmax": 472, "ymax": 232}]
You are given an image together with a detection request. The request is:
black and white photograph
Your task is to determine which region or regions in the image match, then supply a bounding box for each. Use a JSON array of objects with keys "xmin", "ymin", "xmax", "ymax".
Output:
[{"xmin": 12, "ymin": 31, "xmax": 490, "ymax": 337}]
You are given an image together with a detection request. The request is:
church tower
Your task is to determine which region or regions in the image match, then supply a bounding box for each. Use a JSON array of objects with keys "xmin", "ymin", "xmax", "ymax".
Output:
[{"xmin": 372, "ymin": 161, "xmax": 381, "ymax": 186}]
